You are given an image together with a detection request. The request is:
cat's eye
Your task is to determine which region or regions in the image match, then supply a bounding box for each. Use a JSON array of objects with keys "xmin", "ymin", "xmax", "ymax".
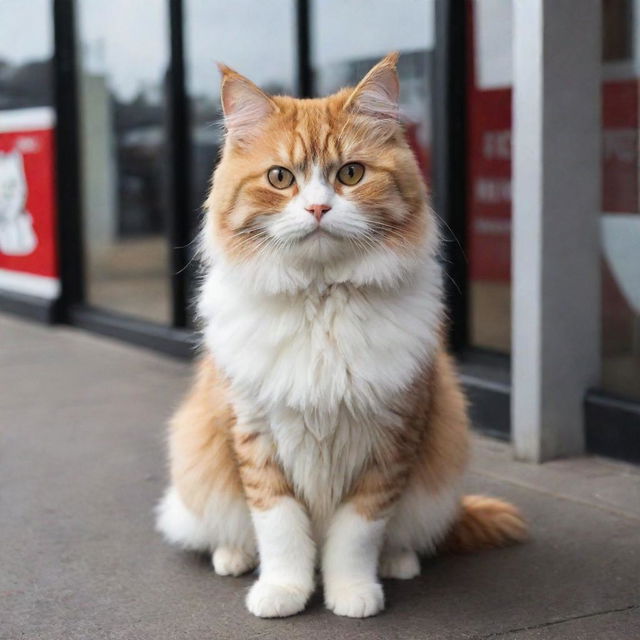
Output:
[
  {"xmin": 267, "ymin": 166, "xmax": 295, "ymax": 189},
  {"xmin": 337, "ymin": 162, "xmax": 365, "ymax": 186}
]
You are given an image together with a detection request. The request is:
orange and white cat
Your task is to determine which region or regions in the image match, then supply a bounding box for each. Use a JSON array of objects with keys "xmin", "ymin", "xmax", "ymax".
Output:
[{"xmin": 156, "ymin": 53, "xmax": 526, "ymax": 619}]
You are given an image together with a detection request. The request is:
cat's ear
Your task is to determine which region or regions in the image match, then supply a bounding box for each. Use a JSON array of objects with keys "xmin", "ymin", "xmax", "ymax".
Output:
[
  {"xmin": 218, "ymin": 63, "xmax": 277, "ymax": 142},
  {"xmin": 345, "ymin": 52, "xmax": 400, "ymax": 121}
]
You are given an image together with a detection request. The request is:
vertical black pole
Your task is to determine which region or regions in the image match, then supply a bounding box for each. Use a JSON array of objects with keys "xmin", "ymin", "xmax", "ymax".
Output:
[
  {"xmin": 296, "ymin": 0, "xmax": 313, "ymax": 97},
  {"xmin": 53, "ymin": 0, "xmax": 85, "ymax": 321},
  {"xmin": 432, "ymin": 0, "xmax": 469, "ymax": 352},
  {"xmin": 167, "ymin": 0, "xmax": 190, "ymax": 328}
]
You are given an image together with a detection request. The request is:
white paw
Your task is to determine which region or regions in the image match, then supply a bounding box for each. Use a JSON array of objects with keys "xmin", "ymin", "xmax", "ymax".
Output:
[
  {"xmin": 246, "ymin": 579, "xmax": 310, "ymax": 618},
  {"xmin": 379, "ymin": 548, "xmax": 420, "ymax": 579},
  {"xmin": 325, "ymin": 581, "xmax": 384, "ymax": 618},
  {"xmin": 212, "ymin": 546, "xmax": 256, "ymax": 576}
]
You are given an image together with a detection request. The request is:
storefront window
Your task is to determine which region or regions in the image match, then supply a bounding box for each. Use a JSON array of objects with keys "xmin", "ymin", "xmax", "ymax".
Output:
[
  {"xmin": 467, "ymin": 0, "xmax": 513, "ymax": 353},
  {"xmin": 601, "ymin": 0, "xmax": 640, "ymax": 399},
  {"xmin": 185, "ymin": 0, "xmax": 297, "ymax": 221},
  {"xmin": 0, "ymin": 0, "xmax": 58, "ymax": 300},
  {"xmin": 467, "ymin": 0, "xmax": 640, "ymax": 399},
  {"xmin": 76, "ymin": 1, "xmax": 172, "ymax": 324},
  {"xmin": 0, "ymin": 0, "xmax": 53, "ymax": 110},
  {"xmin": 311, "ymin": 0, "xmax": 435, "ymax": 185}
]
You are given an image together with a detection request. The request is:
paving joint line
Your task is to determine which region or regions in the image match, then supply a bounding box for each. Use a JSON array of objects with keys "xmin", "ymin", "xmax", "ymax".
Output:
[{"xmin": 472, "ymin": 603, "xmax": 639, "ymax": 638}]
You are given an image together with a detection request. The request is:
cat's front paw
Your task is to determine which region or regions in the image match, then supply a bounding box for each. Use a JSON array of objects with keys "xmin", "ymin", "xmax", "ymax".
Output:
[
  {"xmin": 246, "ymin": 579, "xmax": 310, "ymax": 618},
  {"xmin": 325, "ymin": 580, "xmax": 384, "ymax": 618}
]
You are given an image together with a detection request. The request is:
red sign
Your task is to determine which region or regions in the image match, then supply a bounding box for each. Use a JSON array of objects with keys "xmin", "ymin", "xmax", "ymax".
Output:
[
  {"xmin": 467, "ymin": 86, "xmax": 512, "ymax": 283},
  {"xmin": 0, "ymin": 107, "xmax": 59, "ymax": 298}
]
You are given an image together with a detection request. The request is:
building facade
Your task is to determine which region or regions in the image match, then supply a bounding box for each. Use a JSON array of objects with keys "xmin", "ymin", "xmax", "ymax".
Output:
[{"xmin": 0, "ymin": 0, "xmax": 638, "ymax": 463}]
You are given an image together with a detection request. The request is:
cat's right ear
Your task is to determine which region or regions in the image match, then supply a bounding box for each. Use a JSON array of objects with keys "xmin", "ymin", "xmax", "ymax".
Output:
[{"xmin": 218, "ymin": 64, "xmax": 277, "ymax": 143}]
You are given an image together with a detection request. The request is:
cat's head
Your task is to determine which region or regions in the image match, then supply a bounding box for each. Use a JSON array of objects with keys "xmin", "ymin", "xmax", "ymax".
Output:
[
  {"xmin": 204, "ymin": 53, "xmax": 434, "ymax": 291},
  {"xmin": 0, "ymin": 150, "xmax": 27, "ymax": 222}
]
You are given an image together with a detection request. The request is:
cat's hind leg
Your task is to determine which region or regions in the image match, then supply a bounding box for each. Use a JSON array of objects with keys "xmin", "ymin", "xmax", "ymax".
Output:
[
  {"xmin": 383, "ymin": 350, "xmax": 526, "ymax": 566},
  {"xmin": 156, "ymin": 486, "xmax": 256, "ymax": 576},
  {"xmin": 156, "ymin": 357, "xmax": 257, "ymax": 575},
  {"xmin": 378, "ymin": 546, "xmax": 420, "ymax": 580},
  {"xmin": 382, "ymin": 481, "xmax": 462, "ymax": 578},
  {"xmin": 156, "ymin": 485, "xmax": 212, "ymax": 553},
  {"xmin": 382, "ymin": 482, "xmax": 527, "ymax": 577},
  {"xmin": 380, "ymin": 350, "xmax": 470, "ymax": 577}
]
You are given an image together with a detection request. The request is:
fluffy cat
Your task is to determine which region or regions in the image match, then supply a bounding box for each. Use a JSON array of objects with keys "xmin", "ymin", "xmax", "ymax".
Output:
[
  {"xmin": 156, "ymin": 53, "xmax": 526, "ymax": 619},
  {"xmin": 0, "ymin": 150, "xmax": 37, "ymax": 256}
]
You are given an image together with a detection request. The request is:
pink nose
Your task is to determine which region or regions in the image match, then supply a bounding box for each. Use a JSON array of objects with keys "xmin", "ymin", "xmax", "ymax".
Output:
[{"xmin": 305, "ymin": 204, "xmax": 332, "ymax": 222}]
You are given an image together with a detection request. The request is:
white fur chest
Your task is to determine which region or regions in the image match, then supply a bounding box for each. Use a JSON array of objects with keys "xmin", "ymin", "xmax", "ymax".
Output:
[
  {"xmin": 199, "ymin": 255, "xmax": 443, "ymax": 525},
  {"xmin": 200, "ymin": 258, "xmax": 442, "ymax": 415}
]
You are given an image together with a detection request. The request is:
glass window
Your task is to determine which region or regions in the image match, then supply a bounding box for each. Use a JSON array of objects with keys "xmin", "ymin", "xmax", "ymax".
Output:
[
  {"xmin": 76, "ymin": 1, "xmax": 172, "ymax": 324},
  {"xmin": 0, "ymin": 0, "xmax": 57, "ymax": 297},
  {"xmin": 185, "ymin": 0, "xmax": 297, "ymax": 220},
  {"xmin": 0, "ymin": 0, "xmax": 53, "ymax": 110},
  {"xmin": 467, "ymin": 0, "xmax": 640, "ymax": 399},
  {"xmin": 601, "ymin": 0, "xmax": 640, "ymax": 399},
  {"xmin": 467, "ymin": 0, "xmax": 513, "ymax": 353},
  {"xmin": 311, "ymin": 0, "xmax": 435, "ymax": 185}
]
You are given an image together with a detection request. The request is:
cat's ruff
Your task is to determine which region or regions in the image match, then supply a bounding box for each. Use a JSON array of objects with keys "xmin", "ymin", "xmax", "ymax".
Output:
[{"xmin": 157, "ymin": 52, "xmax": 526, "ymax": 620}]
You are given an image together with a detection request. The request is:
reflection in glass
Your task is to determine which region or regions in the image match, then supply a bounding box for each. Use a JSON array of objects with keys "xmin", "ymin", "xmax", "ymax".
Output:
[
  {"xmin": 601, "ymin": 0, "xmax": 640, "ymax": 399},
  {"xmin": 77, "ymin": 1, "xmax": 171, "ymax": 324},
  {"xmin": 466, "ymin": 0, "xmax": 640, "ymax": 398},
  {"xmin": 185, "ymin": 0, "xmax": 297, "ymax": 215},
  {"xmin": 312, "ymin": 0, "xmax": 434, "ymax": 183},
  {"xmin": 0, "ymin": 0, "xmax": 53, "ymax": 110},
  {"xmin": 467, "ymin": 0, "xmax": 513, "ymax": 353}
]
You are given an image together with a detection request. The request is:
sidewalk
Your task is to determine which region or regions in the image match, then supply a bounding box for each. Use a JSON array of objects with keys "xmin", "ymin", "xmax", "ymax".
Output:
[{"xmin": 1, "ymin": 313, "xmax": 638, "ymax": 640}]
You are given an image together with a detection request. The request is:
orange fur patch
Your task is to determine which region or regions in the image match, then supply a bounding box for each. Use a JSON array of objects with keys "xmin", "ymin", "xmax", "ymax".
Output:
[
  {"xmin": 168, "ymin": 358, "xmax": 242, "ymax": 517},
  {"xmin": 350, "ymin": 348, "xmax": 471, "ymax": 521}
]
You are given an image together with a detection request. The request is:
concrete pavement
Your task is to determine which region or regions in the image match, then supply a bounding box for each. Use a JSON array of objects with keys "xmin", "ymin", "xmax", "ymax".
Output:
[{"xmin": 1, "ymin": 313, "xmax": 638, "ymax": 639}]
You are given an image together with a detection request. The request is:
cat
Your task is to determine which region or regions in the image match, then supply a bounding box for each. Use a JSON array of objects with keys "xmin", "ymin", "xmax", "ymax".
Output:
[
  {"xmin": 156, "ymin": 53, "xmax": 526, "ymax": 619},
  {"xmin": 0, "ymin": 150, "xmax": 37, "ymax": 256}
]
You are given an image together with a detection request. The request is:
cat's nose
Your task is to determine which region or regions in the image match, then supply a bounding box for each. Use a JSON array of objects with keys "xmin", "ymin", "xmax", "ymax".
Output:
[{"xmin": 305, "ymin": 204, "xmax": 332, "ymax": 222}]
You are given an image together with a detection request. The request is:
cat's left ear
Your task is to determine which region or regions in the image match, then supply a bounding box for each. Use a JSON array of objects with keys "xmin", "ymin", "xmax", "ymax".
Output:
[
  {"xmin": 345, "ymin": 52, "xmax": 400, "ymax": 120},
  {"xmin": 218, "ymin": 63, "xmax": 277, "ymax": 143}
]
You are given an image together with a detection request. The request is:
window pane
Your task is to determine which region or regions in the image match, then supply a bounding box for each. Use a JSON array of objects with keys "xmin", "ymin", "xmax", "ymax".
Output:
[
  {"xmin": 311, "ymin": 0, "xmax": 435, "ymax": 184},
  {"xmin": 77, "ymin": 0, "xmax": 172, "ymax": 324},
  {"xmin": 467, "ymin": 0, "xmax": 640, "ymax": 399},
  {"xmin": 601, "ymin": 0, "xmax": 640, "ymax": 399},
  {"xmin": 185, "ymin": 0, "xmax": 297, "ymax": 219},
  {"xmin": 467, "ymin": 0, "xmax": 513, "ymax": 353},
  {"xmin": 0, "ymin": 0, "xmax": 53, "ymax": 110},
  {"xmin": 0, "ymin": 0, "xmax": 57, "ymax": 296}
]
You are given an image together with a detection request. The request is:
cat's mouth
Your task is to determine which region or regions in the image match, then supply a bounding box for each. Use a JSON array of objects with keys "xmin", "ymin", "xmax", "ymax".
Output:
[{"xmin": 300, "ymin": 227, "xmax": 341, "ymax": 242}]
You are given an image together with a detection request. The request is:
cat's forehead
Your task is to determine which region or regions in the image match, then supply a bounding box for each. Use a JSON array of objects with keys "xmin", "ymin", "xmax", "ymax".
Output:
[{"xmin": 263, "ymin": 92, "xmax": 382, "ymax": 173}]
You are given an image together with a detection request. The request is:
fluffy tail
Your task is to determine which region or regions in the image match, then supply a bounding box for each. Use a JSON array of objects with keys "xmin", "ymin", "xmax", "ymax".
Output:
[{"xmin": 443, "ymin": 495, "xmax": 528, "ymax": 553}]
